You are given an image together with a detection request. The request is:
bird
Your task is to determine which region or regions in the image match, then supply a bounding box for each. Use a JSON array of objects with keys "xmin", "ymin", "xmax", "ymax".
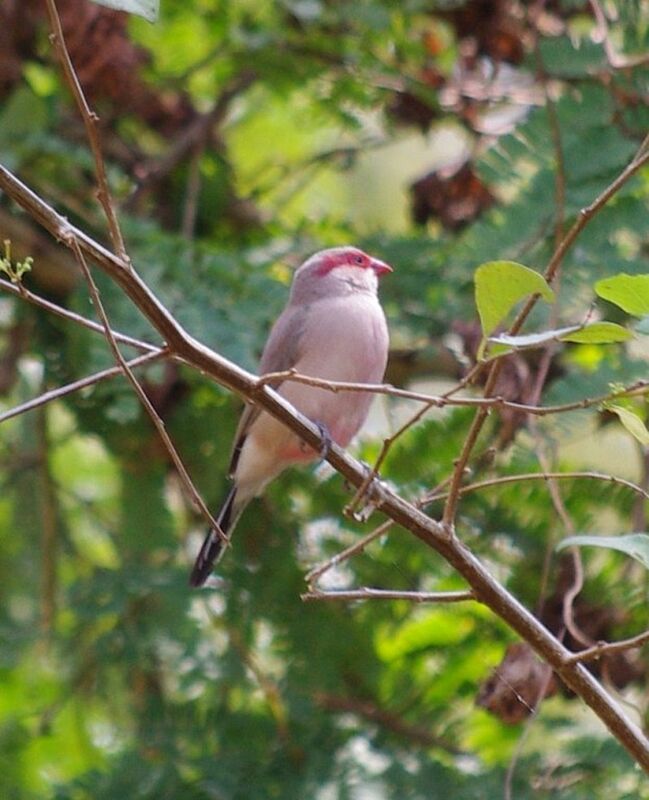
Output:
[{"xmin": 189, "ymin": 246, "xmax": 392, "ymax": 587}]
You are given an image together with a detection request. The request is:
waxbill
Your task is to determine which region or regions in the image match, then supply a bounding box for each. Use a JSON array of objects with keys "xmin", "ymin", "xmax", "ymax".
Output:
[{"xmin": 189, "ymin": 246, "xmax": 392, "ymax": 587}]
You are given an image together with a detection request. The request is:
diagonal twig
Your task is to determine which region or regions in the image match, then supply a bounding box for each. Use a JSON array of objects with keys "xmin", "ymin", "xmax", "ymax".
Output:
[
  {"xmin": 44, "ymin": 0, "xmax": 127, "ymax": 259},
  {"xmin": 0, "ymin": 277, "xmax": 159, "ymax": 352},
  {"xmin": 564, "ymin": 630, "xmax": 649, "ymax": 665},
  {"xmin": 0, "ymin": 349, "xmax": 166, "ymax": 425},
  {"xmin": 302, "ymin": 588, "xmax": 474, "ymax": 603},
  {"xmin": 67, "ymin": 235, "xmax": 225, "ymax": 542},
  {"xmin": 424, "ymin": 470, "xmax": 649, "ymax": 504}
]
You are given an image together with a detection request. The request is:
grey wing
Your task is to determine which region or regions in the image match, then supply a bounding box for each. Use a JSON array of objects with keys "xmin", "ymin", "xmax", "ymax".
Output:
[{"xmin": 227, "ymin": 304, "xmax": 307, "ymax": 476}]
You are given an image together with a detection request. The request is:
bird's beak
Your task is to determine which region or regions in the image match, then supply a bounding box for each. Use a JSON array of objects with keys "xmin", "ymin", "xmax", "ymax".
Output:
[{"xmin": 371, "ymin": 258, "xmax": 393, "ymax": 277}]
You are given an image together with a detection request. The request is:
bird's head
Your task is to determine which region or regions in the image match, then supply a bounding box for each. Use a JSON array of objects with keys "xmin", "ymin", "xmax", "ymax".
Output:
[{"xmin": 290, "ymin": 246, "xmax": 392, "ymax": 303}]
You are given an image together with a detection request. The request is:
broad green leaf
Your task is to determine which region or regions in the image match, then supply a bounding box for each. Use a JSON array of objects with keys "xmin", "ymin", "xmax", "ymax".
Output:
[
  {"xmin": 90, "ymin": 0, "xmax": 158, "ymax": 21},
  {"xmin": 606, "ymin": 404, "xmax": 649, "ymax": 445},
  {"xmin": 475, "ymin": 261, "xmax": 554, "ymax": 337},
  {"xmin": 559, "ymin": 322, "xmax": 631, "ymax": 344},
  {"xmin": 595, "ymin": 274, "xmax": 649, "ymax": 317},
  {"xmin": 557, "ymin": 533, "xmax": 649, "ymax": 570}
]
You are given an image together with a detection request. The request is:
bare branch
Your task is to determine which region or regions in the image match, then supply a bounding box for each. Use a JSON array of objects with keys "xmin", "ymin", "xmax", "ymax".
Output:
[
  {"xmin": 67, "ymin": 236, "xmax": 225, "ymax": 542},
  {"xmin": 305, "ymin": 519, "xmax": 393, "ymax": 584},
  {"xmin": 565, "ymin": 630, "xmax": 649, "ymax": 665},
  {"xmin": 441, "ymin": 133, "xmax": 649, "ymax": 528},
  {"xmin": 302, "ymin": 587, "xmax": 475, "ymax": 603},
  {"xmin": 44, "ymin": 0, "xmax": 127, "ymax": 258},
  {"xmin": 425, "ymin": 470, "xmax": 649, "ymax": 504},
  {"xmin": 0, "ymin": 350, "xmax": 166, "ymax": 425},
  {"xmin": 0, "ymin": 277, "xmax": 160, "ymax": 352},
  {"xmin": 1, "ymin": 164, "xmax": 648, "ymax": 771}
]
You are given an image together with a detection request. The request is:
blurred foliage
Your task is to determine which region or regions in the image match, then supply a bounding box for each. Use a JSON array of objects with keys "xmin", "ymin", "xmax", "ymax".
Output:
[{"xmin": 1, "ymin": 0, "xmax": 649, "ymax": 797}]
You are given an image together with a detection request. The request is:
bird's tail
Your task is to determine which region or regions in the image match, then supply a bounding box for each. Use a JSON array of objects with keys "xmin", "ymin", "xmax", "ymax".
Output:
[{"xmin": 189, "ymin": 485, "xmax": 242, "ymax": 587}]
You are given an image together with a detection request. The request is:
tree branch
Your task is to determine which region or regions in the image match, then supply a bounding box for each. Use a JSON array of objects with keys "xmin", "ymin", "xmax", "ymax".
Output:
[
  {"xmin": 565, "ymin": 630, "xmax": 649, "ymax": 665},
  {"xmin": 1, "ymin": 163, "xmax": 648, "ymax": 771},
  {"xmin": 68, "ymin": 236, "xmax": 224, "ymax": 540},
  {"xmin": 44, "ymin": 0, "xmax": 127, "ymax": 258},
  {"xmin": 302, "ymin": 588, "xmax": 474, "ymax": 603},
  {"xmin": 441, "ymin": 133, "xmax": 649, "ymax": 527},
  {"xmin": 0, "ymin": 350, "xmax": 166, "ymax": 425},
  {"xmin": 0, "ymin": 277, "xmax": 160, "ymax": 352}
]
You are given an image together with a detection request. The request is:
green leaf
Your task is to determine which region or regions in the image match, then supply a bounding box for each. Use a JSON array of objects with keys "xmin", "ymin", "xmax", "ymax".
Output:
[
  {"xmin": 557, "ymin": 533, "xmax": 649, "ymax": 570},
  {"xmin": 595, "ymin": 274, "xmax": 649, "ymax": 317},
  {"xmin": 606, "ymin": 404, "xmax": 649, "ymax": 445},
  {"xmin": 559, "ymin": 322, "xmax": 631, "ymax": 344},
  {"xmin": 90, "ymin": 0, "xmax": 159, "ymax": 22},
  {"xmin": 475, "ymin": 261, "xmax": 554, "ymax": 337}
]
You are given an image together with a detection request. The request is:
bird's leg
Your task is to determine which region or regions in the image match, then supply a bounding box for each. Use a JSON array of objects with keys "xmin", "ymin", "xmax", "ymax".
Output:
[{"xmin": 314, "ymin": 420, "xmax": 332, "ymax": 460}]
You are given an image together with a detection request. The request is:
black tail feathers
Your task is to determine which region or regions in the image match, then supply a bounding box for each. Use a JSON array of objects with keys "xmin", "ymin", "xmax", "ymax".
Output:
[{"xmin": 189, "ymin": 486, "xmax": 237, "ymax": 587}]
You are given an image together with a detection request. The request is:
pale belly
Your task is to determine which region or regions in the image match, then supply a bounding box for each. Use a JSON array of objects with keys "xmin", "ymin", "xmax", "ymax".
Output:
[{"xmin": 235, "ymin": 291, "xmax": 388, "ymax": 491}]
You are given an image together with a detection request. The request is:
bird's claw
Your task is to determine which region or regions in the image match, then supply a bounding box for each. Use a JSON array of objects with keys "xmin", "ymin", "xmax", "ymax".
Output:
[{"xmin": 315, "ymin": 420, "xmax": 332, "ymax": 460}]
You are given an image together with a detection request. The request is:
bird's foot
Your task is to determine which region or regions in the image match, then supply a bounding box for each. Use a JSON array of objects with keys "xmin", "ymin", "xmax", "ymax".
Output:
[{"xmin": 314, "ymin": 420, "xmax": 332, "ymax": 460}]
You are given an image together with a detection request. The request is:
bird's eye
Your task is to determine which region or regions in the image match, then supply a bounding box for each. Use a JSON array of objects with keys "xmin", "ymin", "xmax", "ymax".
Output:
[{"xmin": 353, "ymin": 254, "xmax": 365, "ymax": 265}]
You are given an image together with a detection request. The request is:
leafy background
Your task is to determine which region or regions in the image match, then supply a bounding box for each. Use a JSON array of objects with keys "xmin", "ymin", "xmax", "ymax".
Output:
[{"xmin": 1, "ymin": 0, "xmax": 649, "ymax": 797}]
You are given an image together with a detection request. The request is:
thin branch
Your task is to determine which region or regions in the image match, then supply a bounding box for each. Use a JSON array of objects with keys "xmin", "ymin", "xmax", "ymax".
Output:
[
  {"xmin": 561, "ymin": 547, "xmax": 593, "ymax": 649},
  {"xmin": 441, "ymin": 133, "xmax": 649, "ymax": 528},
  {"xmin": 564, "ymin": 630, "xmax": 649, "ymax": 665},
  {"xmin": 44, "ymin": 0, "xmax": 127, "ymax": 259},
  {"xmin": 305, "ymin": 519, "xmax": 393, "ymax": 585},
  {"xmin": 302, "ymin": 587, "xmax": 475, "ymax": 603},
  {"xmin": 2, "ymin": 164, "xmax": 649, "ymax": 771},
  {"xmin": 424, "ymin": 470, "xmax": 649, "ymax": 504},
  {"xmin": 0, "ymin": 278, "xmax": 159, "ymax": 353},
  {"xmin": 0, "ymin": 350, "xmax": 166, "ymax": 425},
  {"xmin": 4, "ymin": 287, "xmax": 648, "ymax": 420},
  {"xmin": 67, "ymin": 236, "xmax": 225, "ymax": 542},
  {"xmin": 345, "ymin": 400, "xmax": 436, "ymax": 518},
  {"xmin": 260, "ymin": 368, "xmax": 649, "ymax": 416},
  {"xmin": 532, "ymin": 441, "xmax": 591, "ymax": 649}
]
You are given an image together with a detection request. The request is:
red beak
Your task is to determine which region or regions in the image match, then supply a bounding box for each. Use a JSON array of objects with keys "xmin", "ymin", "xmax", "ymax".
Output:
[{"xmin": 371, "ymin": 258, "xmax": 393, "ymax": 277}]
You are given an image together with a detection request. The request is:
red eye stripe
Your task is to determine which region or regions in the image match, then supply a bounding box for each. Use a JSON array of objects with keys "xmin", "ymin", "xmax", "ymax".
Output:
[{"xmin": 315, "ymin": 248, "xmax": 369, "ymax": 276}]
